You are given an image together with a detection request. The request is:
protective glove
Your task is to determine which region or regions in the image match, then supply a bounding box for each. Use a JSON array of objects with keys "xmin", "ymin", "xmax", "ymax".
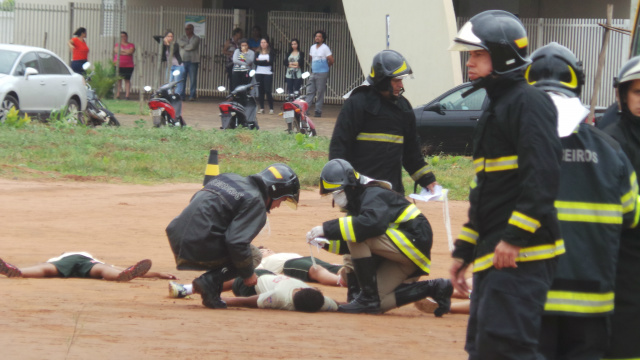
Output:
[
  {"xmin": 308, "ymin": 237, "xmax": 329, "ymax": 249},
  {"xmin": 306, "ymin": 225, "xmax": 324, "ymax": 242}
]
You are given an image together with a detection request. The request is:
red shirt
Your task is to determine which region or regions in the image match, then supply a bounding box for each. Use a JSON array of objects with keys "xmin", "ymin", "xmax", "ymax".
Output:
[{"xmin": 71, "ymin": 37, "xmax": 89, "ymax": 61}]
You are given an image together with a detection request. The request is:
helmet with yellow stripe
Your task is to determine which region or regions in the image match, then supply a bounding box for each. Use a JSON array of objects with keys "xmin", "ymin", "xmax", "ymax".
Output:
[
  {"xmin": 525, "ymin": 42, "xmax": 584, "ymax": 97},
  {"xmin": 258, "ymin": 163, "xmax": 300, "ymax": 210},
  {"xmin": 367, "ymin": 50, "xmax": 413, "ymax": 89},
  {"xmin": 319, "ymin": 159, "xmax": 360, "ymax": 195},
  {"xmin": 449, "ymin": 10, "xmax": 530, "ymax": 75}
]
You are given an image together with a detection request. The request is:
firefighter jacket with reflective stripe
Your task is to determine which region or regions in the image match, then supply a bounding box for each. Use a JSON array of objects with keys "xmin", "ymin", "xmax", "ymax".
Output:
[
  {"xmin": 452, "ymin": 73, "xmax": 564, "ymax": 272},
  {"xmin": 329, "ymin": 86, "xmax": 435, "ymax": 194},
  {"xmin": 321, "ymin": 185, "xmax": 433, "ymax": 275},
  {"xmin": 544, "ymin": 123, "xmax": 639, "ymax": 316},
  {"xmin": 166, "ymin": 173, "xmax": 268, "ymax": 279}
]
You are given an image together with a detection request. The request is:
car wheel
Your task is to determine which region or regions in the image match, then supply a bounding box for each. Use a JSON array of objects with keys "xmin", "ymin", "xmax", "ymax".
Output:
[
  {"xmin": 1, "ymin": 95, "xmax": 19, "ymax": 122},
  {"xmin": 66, "ymin": 98, "xmax": 84, "ymax": 125}
]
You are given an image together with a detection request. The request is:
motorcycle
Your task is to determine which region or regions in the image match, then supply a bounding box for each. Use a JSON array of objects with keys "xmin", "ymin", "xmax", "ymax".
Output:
[
  {"xmin": 143, "ymin": 69, "xmax": 186, "ymax": 127},
  {"xmin": 275, "ymin": 72, "xmax": 317, "ymax": 136},
  {"xmin": 217, "ymin": 70, "xmax": 259, "ymax": 130},
  {"xmin": 82, "ymin": 62, "xmax": 120, "ymax": 127}
]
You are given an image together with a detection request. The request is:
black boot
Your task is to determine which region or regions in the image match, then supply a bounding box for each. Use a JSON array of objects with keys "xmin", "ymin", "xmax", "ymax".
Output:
[
  {"xmin": 192, "ymin": 267, "xmax": 236, "ymax": 309},
  {"xmin": 395, "ymin": 278, "xmax": 453, "ymax": 317},
  {"xmin": 346, "ymin": 271, "xmax": 360, "ymax": 302},
  {"xmin": 338, "ymin": 257, "xmax": 381, "ymax": 314}
]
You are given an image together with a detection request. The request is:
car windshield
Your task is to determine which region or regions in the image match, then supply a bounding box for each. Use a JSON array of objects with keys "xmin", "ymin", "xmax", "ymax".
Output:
[{"xmin": 0, "ymin": 50, "xmax": 20, "ymax": 75}]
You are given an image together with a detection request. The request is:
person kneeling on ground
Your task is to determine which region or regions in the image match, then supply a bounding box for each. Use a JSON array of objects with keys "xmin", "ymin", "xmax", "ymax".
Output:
[
  {"xmin": 307, "ymin": 159, "xmax": 453, "ymax": 316},
  {"xmin": 0, "ymin": 252, "xmax": 176, "ymax": 281}
]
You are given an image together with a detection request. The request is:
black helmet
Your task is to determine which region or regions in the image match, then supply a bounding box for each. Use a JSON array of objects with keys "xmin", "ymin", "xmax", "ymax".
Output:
[
  {"xmin": 449, "ymin": 10, "xmax": 530, "ymax": 74},
  {"xmin": 366, "ymin": 50, "xmax": 413, "ymax": 86},
  {"xmin": 525, "ymin": 42, "xmax": 584, "ymax": 97},
  {"xmin": 258, "ymin": 163, "xmax": 300, "ymax": 209},
  {"xmin": 319, "ymin": 159, "xmax": 360, "ymax": 195}
]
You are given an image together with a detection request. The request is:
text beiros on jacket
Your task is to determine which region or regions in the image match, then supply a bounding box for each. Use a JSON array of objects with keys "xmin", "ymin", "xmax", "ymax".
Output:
[
  {"xmin": 321, "ymin": 185, "xmax": 433, "ymax": 275},
  {"xmin": 452, "ymin": 74, "xmax": 564, "ymax": 272},
  {"xmin": 329, "ymin": 87, "xmax": 435, "ymax": 194},
  {"xmin": 165, "ymin": 173, "xmax": 268, "ymax": 279},
  {"xmin": 544, "ymin": 123, "xmax": 639, "ymax": 316}
]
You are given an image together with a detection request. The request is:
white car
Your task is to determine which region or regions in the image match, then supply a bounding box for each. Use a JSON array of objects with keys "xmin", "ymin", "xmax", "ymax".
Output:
[{"xmin": 0, "ymin": 44, "xmax": 86, "ymax": 122}]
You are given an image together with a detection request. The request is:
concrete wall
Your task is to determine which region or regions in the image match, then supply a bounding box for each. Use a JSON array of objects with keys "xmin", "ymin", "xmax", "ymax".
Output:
[
  {"xmin": 454, "ymin": 0, "xmax": 631, "ymax": 19},
  {"xmin": 342, "ymin": 0, "xmax": 462, "ymax": 107}
]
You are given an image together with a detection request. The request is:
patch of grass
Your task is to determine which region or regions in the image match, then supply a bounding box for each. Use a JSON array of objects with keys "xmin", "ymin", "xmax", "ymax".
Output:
[
  {"xmin": 102, "ymin": 99, "xmax": 149, "ymax": 116},
  {"xmin": 0, "ymin": 123, "xmax": 473, "ymax": 200}
]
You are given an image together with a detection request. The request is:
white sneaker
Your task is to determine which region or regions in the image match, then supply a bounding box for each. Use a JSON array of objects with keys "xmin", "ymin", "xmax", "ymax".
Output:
[
  {"xmin": 414, "ymin": 298, "xmax": 439, "ymax": 314},
  {"xmin": 168, "ymin": 281, "xmax": 188, "ymax": 298},
  {"xmin": 257, "ymin": 109, "xmax": 264, "ymax": 114},
  {"xmin": 269, "ymin": 109, "xmax": 274, "ymax": 115}
]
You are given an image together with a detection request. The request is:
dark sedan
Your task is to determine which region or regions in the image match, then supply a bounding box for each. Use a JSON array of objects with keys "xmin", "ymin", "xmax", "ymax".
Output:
[{"xmin": 413, "ymin": 82, "xmax": 486, "ymax": 156}]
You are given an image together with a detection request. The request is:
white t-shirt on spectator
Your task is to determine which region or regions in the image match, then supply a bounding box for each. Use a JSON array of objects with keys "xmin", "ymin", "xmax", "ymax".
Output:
[{"xmin": 309, "ymin": 43, "xmax": 332, "ymax": 73}]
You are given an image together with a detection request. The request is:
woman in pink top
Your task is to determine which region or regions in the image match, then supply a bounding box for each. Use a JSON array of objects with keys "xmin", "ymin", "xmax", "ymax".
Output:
[{"xmin": 113, "ymin": 31, "xmax": 135, "ymax": 99}]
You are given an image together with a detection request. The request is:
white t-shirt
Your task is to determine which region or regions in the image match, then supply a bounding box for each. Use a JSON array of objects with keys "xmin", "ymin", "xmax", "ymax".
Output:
[
  {"xmin": 255, "ymin": 53, "xmax": 272, "ymax": 75},
  {"xmin": 256, "ymin": 274, "xmax": 338, "ymax": 311},
  {"xmin": 46, "ymin": 252, "xmax": 103, "ymax": 263},
  {"xmin": 309, "ymin": 43, "xmax": 332, "ymax": 73},
  {"xmin": 256, "ymin": 253, "xmax": 301, "ymax": 274}
]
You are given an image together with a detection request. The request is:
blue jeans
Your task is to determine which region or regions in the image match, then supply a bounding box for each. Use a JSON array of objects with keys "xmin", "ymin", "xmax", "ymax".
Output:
[
  {"xmin": 168, "ymin": 65, "xmax": 185, "ymax": 99},
  {"xmin": 182, "ymin": 61, "xmax": 199, "ymax": 100}
]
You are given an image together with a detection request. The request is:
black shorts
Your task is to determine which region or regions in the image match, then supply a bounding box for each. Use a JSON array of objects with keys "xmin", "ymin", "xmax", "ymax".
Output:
[
  {"xmin": 48, "ymin": 254, "xmax": 102, "ymax": 278},
  {"xmin": 119, "ymin": 67, "xmax": 134, "ymax": 80},
  {"xmin": 283, "ymin": 257, "xmax": 341, "ymax": 282},
  {"xmin": 231, "ymin": 269, "xmax": 274, "ymax": 297}
]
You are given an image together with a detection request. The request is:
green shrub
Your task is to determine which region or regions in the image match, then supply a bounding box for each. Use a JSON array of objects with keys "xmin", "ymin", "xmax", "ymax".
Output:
[
  {"xmin": 88, "ymin": 61, "xmax": 120, "ymax": 99},
  {"xmin": 0, "ymin": 107, "xmax": 31, "ymax": 128}
]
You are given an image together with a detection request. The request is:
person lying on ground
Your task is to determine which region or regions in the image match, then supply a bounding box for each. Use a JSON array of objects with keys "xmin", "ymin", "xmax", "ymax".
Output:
[
  {"xmin": 0, "ymin": 252, "xmax": 176, "ymax": 281},
  {"xmin": 256, "ymin": 247, "xmax": 346, "ymax": 286},
  {"xmin": 170, "ymin": 269, "xmax": 338, "ymax": 312}
]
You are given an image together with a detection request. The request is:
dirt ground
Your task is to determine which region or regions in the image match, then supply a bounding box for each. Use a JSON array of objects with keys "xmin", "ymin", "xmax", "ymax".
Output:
[{"xmin": 0, "ymin": 178, "xmax": 471, "ymax": 360}]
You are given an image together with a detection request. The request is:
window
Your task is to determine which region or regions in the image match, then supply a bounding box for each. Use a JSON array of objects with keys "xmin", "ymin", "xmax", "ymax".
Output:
[
  {"xmin": 102, "ymin": 0, "xmax": 126, "ymax": 37},
  {"xmin": 14, "ymin": 52, "xmax": 39, "ymax": 76},
  {"xmin": 0, "ymin": 50, "xmax": 19, "ymax": 75},
  {"xmin": 37, "ymin": 52, "xmax": 70, "ymax": 75},
  {"xmin": 439, "ymin": 86, "xmax": 486, "ymax": 111}
]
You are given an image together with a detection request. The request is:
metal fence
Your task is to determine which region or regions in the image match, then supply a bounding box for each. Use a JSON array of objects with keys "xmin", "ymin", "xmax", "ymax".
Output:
[
  {"xmin": 0, "ymin": 3, "xmax": 631, "ymax": 107},
  {"xmin": 2, "ymin": 2, "xmax": 255, "ymax": 98},
  {"xmin": 267, "ymin": 11, "xmax": 365, "ymax": 104},
  {"xmin": 457, "ymin": 17, "xmax": 629, "ymax": 107}
]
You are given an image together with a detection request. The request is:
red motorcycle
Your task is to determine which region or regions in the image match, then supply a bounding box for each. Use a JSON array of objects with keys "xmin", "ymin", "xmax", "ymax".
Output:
[
  {"xmin": 143, "ymin": 69, "xmax": 186, "ymax": 127},
  {"xmin": 276, "ymin": 72, "xmax": 317, "ymax": 136}
]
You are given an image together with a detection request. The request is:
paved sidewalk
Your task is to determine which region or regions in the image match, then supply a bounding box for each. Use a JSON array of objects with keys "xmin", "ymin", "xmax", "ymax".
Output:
[{"xmin": 116, "ymin": 97, "xmax": 342, "ymax": 137}]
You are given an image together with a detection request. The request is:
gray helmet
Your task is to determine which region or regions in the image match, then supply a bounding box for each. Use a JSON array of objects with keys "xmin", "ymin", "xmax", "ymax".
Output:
[
  {"xmin": 525, "ymin": 42, "xmax": 585, "ymax": 97},
  {"xmin": 449, "ymin": 10, "xmax": 530, "ymax": 75},
  {"xmin": 319, "ymin": 159, "xmax": 360, "ymax": 195},
  {"xmin": 258, "ymin": 163, "xmax": 300, "ymax": 209},
  {"xmin": 366, "ymin": 50, "xmax": 413, "ymax": 86},
  {"xmin": 613, "ymin": 56, "xmax": 640, "ymax": 113}
]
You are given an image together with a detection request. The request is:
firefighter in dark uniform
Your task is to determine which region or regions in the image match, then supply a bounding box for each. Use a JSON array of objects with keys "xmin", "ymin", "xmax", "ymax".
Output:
[
  {"xmin": 600, "ymin": 56, "xmax": 640, "ymax": 360},
  {"xmin": 306, "ymin": 159, "xmax": 453, "ymax": 315},
  {"xmin": 328, "ymin": 49, "xmax": 436, "ymax": 195},
  {"xmin": 166, "ymin": 163, "xmax": 300, "ymax": 309},
  {"xmin": 525, "ymin": 42, "xmax": 640, "ymax": 360},
  {"xmin": 448, "ymin": 11, "xmax": 564, "ymax": 359}
]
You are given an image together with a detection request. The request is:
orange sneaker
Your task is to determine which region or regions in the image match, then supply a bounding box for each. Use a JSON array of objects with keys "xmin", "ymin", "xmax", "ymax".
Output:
[
  {"xmin": 0, "ymin": 257, "xmax": 22, "ymax": 278},
  {"xmin": 116, "ymin": 259, "xmax": 152, "ymax": 282}
]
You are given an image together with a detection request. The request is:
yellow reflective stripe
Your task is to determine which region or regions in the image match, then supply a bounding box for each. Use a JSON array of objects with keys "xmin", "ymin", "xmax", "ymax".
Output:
[
  {"xmin": 474, "ymin": 158, "xmax": 484, "ymax": 173},
  {"xmin": 508, "ymin": 211, "xmax": 541, "ymax": 233},
  {"xmin": 356, "ymin": 132, "xmax": 404, "ymax": 144},
  {"xmin": 394, "ymin": 204, "xmax": 421, "ymax": 223},
  {"xmin": 622, "ymin": 190, "xmax": 636, "ymax": 214},
  {"xmin": 267, "ymin": 166, "xmax": 283, "ymax": 179},
  {"xmin": 322, "ymin": 180, "xmax": 342, "ymax": 190},
  {"xmin": 328, "ymin": 240, "xmax": 341, "ymax": 254},
  {"xmin": 339, "ymin": 217, "xmax": 356, "ymax": 242},
  {"xmin": 545, "ymin": 291, "xmax": 615, "ymax": 314},
  {"xmin": 555, "ymin": 200, "xmax": 623, "ymax": 224},
  {"xmin": 386, "ymin": 228, "xmax": 431, "ymax": 273},
  {"xmin": 514, "ymin": 36, "xmax": 528, "ymax": 48},
  {"xmin": 633, "ymin": 195, "xmax": 640, "ymax": 228},
  {"xmin": 473, "ymin": 239, "xmax": 565, "ymax": 272},
  {"xmin": 392, "ymin": 61, "xmax": 408, "ymax": 75},
  {"xmin": 458, "ymin": 226, "xmax": 478, "ymax": 245},
  {"xmin": 205, "ymin": 164, "xmax": 219, "ymax": 176},
  {"xmin": 485, "ymin": 155, "xmax": 518, "ymax": 172},
  {"xmin": 411, "ymin": 165, "xmax": 432, "ymax": 181}
]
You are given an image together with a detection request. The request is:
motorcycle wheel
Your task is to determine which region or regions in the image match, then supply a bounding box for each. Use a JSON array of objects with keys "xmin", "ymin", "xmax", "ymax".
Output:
[{"xmin": 104, "ymin": 110, "xmax": 120, "ymax": 126}]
